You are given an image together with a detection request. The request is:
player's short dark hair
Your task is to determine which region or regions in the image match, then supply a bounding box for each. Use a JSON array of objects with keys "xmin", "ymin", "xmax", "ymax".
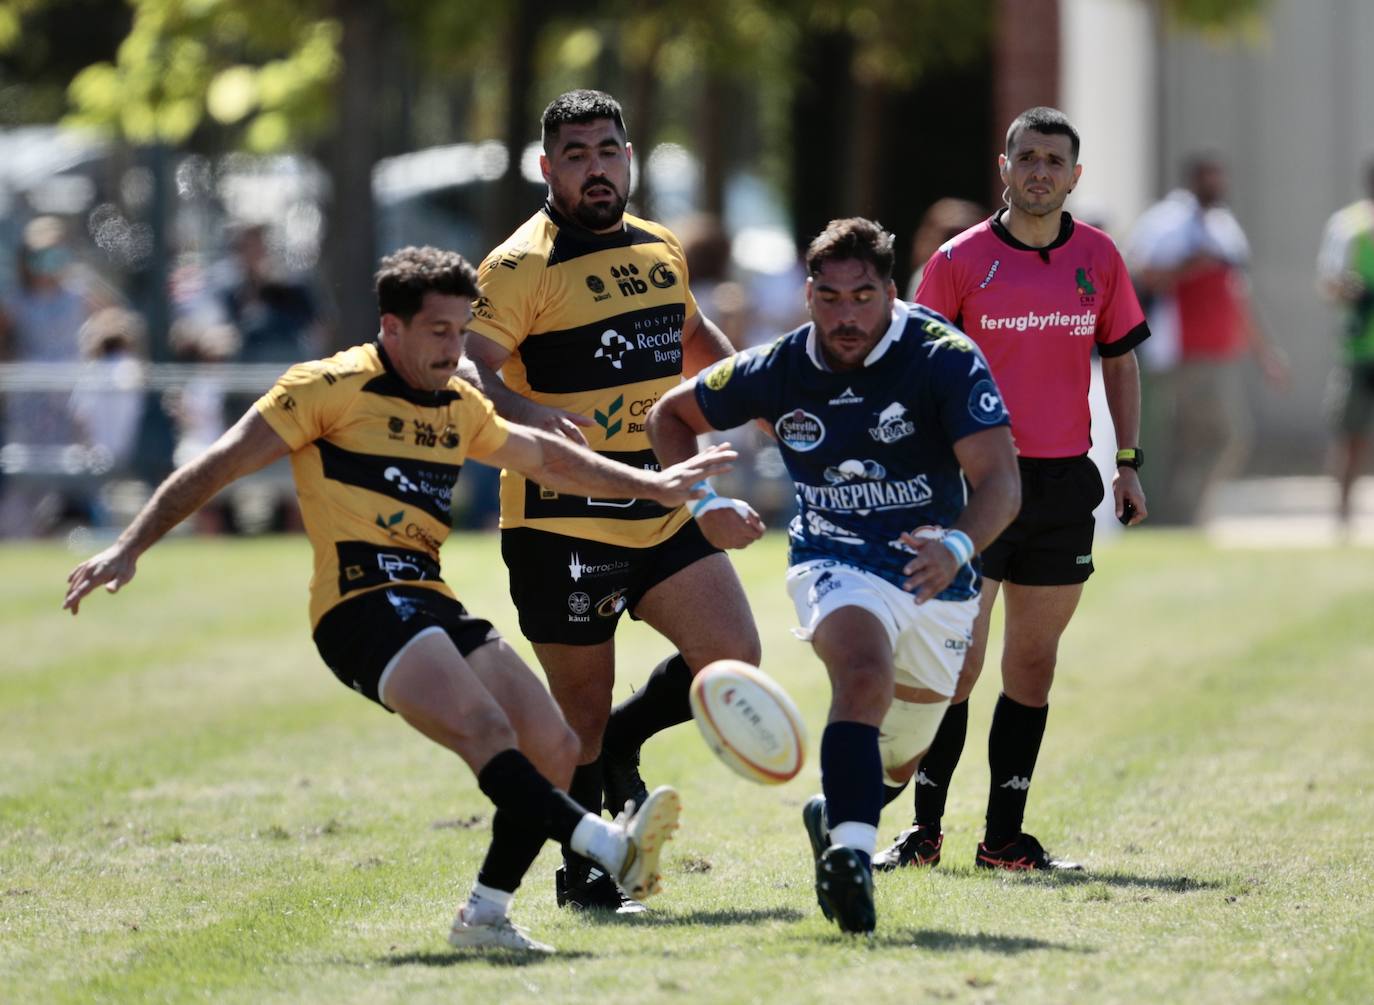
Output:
[
  {"xmin": 805, "ymin": 217, "xmax": 896, "ymax": 281},
  {"xmin": 541, "ymin": 89, "xmax": 628, "ymax": 151},
  {"xmin": 374, "ymin": 246, "xmax": 480, "ymax": 322},
  {"xmin": 1005, "ymin": 106, "xmax": 1081, "ymax": 162}
]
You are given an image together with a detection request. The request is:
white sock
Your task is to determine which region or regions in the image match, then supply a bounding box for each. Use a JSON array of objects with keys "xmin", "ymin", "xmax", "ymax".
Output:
[
  {"xmin": 463, "ymin": 881, "xmax": 513, "ymax": 925},
  {"xmin": 569, "ymin": 813, "xmax": 628, "ymax": 874},
  {"xmin": 829, "ymin": 821, "xmax": 879, "ymax": 859}
]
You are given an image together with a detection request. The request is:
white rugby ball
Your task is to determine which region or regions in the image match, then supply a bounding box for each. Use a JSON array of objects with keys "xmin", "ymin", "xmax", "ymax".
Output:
[{"xmin": 689, "ymin": 660, "xmax": 807, "ymax": 785}]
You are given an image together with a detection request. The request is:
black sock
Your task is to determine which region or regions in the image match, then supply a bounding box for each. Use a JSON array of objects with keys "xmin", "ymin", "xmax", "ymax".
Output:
[
  {"xmin": 882, "ymin": 781, "xmax": 910, "ymax": 807},
  {"xmin": 477, "ymin": 807, "xmax": 547, "ymax": 893},
  {"xmin": 912, "ymin": 698, "xmax": 969, "ymax": 829},
  {"xmin": 602, "ymin": 654, "xmax": 693, "ymax": 757},
  {"xmin": 984, "ymin": 694, "xmax": 1049, "ymax": 846},
  {"xmin": 820, "ymin": 721, "xmax": 882, "ymax": 868},
  {"xmin": 563, "ymin": 759, "xmax": 604, "ymax": 870},
  {"xmin": 476, "ymin": 748, "xmax": 587, "ymax": 846}
]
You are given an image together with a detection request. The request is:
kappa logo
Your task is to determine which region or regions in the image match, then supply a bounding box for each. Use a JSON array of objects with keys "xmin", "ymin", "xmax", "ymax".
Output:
[
  {"xmin": 979, "ymin": 259, "xmax": 1001, "ymax": 289},
  {"xmin": 595, "ymin": 395, "xmax": 624, "ymax": 438},
  {"xmin": 648, "ymin": 262, "xmax": 677, "ymax": 289},
  {"xmin": 828, "ymin": 386, "xmax": 864, "ymax": 405},
  {"xmin": 1000, "ymin": 776, "xmax": 1032, "ymax": 791},
  {"xmin": 870, "ymin": 402, "xmax": 915, "ymax": 444},
  {"xmin": 610, "ymin": 263, "xmax": 648, "ymax": 296},
  {"xmin": 594, "ymin": 330, "xmax": 634, "ymax": 369},
  {"xmin": 914, "ymin": 769, "xmax": 939, "ymax": 788}
]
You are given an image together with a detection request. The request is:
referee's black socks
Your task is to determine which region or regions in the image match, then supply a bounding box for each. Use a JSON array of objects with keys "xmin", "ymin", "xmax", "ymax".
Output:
[
  {"xmin": 911, "ymin": 698, "xmax": 969, "ymax": 830},
  {"xmin": 984, "ymin": 693, "xmax": 1049, "ymax": 846}
]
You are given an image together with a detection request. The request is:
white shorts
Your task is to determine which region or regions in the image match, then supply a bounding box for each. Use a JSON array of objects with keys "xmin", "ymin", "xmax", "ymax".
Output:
[{"xmin": 785, "ymin": 559, "xmax": 977, "ymax": 697}]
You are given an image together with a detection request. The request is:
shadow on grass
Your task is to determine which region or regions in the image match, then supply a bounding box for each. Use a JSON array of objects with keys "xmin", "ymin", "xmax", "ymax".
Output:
[
  {"xmin": 923, "ymin": 865, "xmax": 1220, "ymax": 892},
  {"xmin": 878, "ymin": 928, "xmax": 1095, "ymax": 953},
  {"xmin": 381, "ymin": 948, "xmax": 593, "ymax": 968},
  {"xmin": 579, "ymin": 905, "xmax": 806, "ymax": 927}
]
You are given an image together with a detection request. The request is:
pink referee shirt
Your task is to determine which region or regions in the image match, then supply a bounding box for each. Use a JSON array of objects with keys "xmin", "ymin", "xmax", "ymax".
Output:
[{"xmin": 915, "ymin": 212, "xmax": 1149, "ymax": 458}]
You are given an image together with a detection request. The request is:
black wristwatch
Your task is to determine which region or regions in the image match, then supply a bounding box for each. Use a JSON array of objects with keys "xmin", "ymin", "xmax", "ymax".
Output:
[{"xmin": 1115, "ymin": 447, "xmax": 1143, "ymax": 470}]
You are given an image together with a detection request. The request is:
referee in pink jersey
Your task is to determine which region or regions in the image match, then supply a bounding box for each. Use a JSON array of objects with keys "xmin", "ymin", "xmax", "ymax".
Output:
[{"xmin": 875, "ymin": 107, "xmax": 1150, "ymax": 872}]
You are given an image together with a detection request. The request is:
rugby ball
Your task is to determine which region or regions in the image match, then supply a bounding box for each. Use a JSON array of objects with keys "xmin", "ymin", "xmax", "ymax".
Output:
[{"xmin": 689, "ymin": 660, "xmax": 807, "ymax": 784}]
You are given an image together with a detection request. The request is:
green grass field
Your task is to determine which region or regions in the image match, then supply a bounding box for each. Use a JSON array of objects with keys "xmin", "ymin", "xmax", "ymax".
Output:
[{"xmin": 3, "ymin": 530, "xmax": 1373, "ymax": 1004}]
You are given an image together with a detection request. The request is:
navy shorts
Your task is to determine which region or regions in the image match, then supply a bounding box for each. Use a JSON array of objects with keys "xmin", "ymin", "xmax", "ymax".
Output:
[
  {"xmin": 500, "ymin": 519, "xmax": 721, "ymax": 645},
  {"xmin": 312, "ymin": 586, "xmax": 500, "ymax": 710},
  {"xmin": 981, "ymin": 455, "xmax": 1104, "ymax": 586}
]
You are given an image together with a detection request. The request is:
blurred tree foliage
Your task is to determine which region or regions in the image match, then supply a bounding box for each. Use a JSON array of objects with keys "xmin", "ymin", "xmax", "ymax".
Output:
[{"xmin": 0, "ymin": 0, "xmax": 1270, "ymax": 347}]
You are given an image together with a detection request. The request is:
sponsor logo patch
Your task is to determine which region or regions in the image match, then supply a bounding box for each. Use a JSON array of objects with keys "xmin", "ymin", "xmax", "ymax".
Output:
[
  {"xmin": 967, "ymin": 379, "xmax": 1007, "ymax": 425},
  {"xmin": 704, "ymin": 356, "xmax": 736, "ymax": 391},
  {"xmin": 869, "ymin": 402, "xmax": 915, "ymax": 444},
  {"xmin": 776, "ymin": 408, "xmax": 825, "ymax": 452}
]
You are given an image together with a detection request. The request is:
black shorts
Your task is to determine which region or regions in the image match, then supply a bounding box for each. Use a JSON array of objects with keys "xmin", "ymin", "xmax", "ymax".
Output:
[
  {"xmin": 501, "ymin": 520, "xmax": 722, "ymax": 645},
  {"xmin": 981, "ymin": 455, "xmax": 1104, "ymax": 587},
  {"xmin": 312, "ymin": 586, "xmax": 500, "ymax": 710}
]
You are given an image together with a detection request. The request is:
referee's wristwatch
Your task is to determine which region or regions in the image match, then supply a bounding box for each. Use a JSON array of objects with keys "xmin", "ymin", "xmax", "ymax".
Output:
[{"xmin": 1115, "ymin": 447, "xmax": 1144, "ymax": 470}]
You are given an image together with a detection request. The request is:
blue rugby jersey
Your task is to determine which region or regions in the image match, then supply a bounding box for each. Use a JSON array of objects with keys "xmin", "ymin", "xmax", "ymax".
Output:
[{"xmin": 695, "ymin": 301, "xmax": 1010, "ymax": 601}]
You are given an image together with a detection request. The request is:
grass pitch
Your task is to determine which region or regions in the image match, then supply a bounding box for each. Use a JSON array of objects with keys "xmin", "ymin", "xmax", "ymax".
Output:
[{"xmin": 2, "ymin": 530, "xmax": 1373, "ymax": 1003}]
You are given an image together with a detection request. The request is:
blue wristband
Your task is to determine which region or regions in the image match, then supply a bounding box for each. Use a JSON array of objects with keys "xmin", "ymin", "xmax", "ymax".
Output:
[
  {"xmin": 689, "ymin": 480, "xmax": 719, "ymax": 517},
  {"xmin": 940, "ymin": 529, "xmax": 974, "ymax": 567}
]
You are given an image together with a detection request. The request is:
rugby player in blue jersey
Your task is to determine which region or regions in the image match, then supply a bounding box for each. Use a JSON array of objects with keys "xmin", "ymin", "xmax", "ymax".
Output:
[{"xmin": 647, "ymin": 218, "xmax": 1021, "ymax": 933}]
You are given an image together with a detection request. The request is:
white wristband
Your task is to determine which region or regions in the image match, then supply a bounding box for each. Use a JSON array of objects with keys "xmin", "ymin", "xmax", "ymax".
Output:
[
  {"xmin": 694, "ymin": 495, "xmax": 754, "ymax": 519},
  {"xmin": 940, "ymin": 529, "xmax": 974, "ymax": 567}
]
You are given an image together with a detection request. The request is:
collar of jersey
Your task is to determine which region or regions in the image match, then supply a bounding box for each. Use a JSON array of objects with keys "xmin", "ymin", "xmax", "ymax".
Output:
[
  {"xmin": 372, "ymin": 340, "xmax": 461, "ymax": 406},
  {"xmin": 989, "ymin": 208, "xmax": 1076, "ymax": 254},
  {"xmin": 805, "ymin": 299, "xmax": 909, "ymax": 372},
  {"xmin": 541, "ymin": 199, "xmax": 632, "ymax": 246}
]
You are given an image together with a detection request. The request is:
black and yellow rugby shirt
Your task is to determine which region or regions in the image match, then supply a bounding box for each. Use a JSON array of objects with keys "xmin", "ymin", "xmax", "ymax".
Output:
[
  {"xmin": 254, "ymin": 342, "xmax": 511, "ymax": 629},
  {"xmin": 467, "ymin": 201, "xmax": 698, "ymax": 548}
]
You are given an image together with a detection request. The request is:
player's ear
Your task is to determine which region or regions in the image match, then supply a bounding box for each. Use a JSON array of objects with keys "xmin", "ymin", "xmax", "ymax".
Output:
[
  {"xmin": 379, "ymin": 312, "xmax": 400, "ymax": 340},
  {"xmin": 539, "ymin": 153, "xmax": 552, "ymax": 184},
  {"xmin": 624, "ymin": 141, "xmax": 633, "ymax": 165},
  {"xmin": 998, "ymin": 153, "xmax": 1009, "ymax": 179},
  {"xmin": 1071, "ymin": 162, "xmax": 1083, "ymax": 188}
]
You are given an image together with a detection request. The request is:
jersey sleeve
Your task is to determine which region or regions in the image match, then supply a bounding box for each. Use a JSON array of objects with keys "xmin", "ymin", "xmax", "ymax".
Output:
[
  {"xmin": 694, "ymin": 342, "xmax": 779, "ymax": 431},
  {"xmin": 1095, "ymin": 246, "xmax": 1150, "ymax": 358},
  {"xmin": 467, "ymin": 250, "xmax": 541, "ymax": 354},
  {"xmin": 457, "ymin": 385, "xmax": 512, "ymax": 461},
  {"xmin": 916, "ymin": 315, "xmax": 1012, "ymax": 444},
  {"xmin": 912, "ymin": 249, "xmax": 965, "ymax": 322},
  {"xmin": 254, "ymin": 362, "xmax": 354, "ymax": 451},
  {"xmin": 661, "ymin": 227, "xmax": 700, "ymax": 323}
]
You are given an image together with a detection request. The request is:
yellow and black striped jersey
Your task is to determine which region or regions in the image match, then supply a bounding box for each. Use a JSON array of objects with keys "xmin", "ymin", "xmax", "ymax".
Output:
[
  {"xmin": 254, "ymin": 342, "xmax": 510, "ymax": 629},
  {"xmin": 468, "ymin": 201, "xmax": 698, "ymax": 547}
]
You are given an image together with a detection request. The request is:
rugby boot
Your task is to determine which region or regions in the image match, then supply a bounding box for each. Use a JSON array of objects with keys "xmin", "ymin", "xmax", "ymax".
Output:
[
  {"xmin": 975, "ymin": 832, "xmax": 1083, "ymax": 872},
  {"xmin": 872, "ymin": 824, "xmax": 943, "ymax": 871},
  {"xmin": 815, "ymin": 846, "xmax": 876, "ymax": 934}
]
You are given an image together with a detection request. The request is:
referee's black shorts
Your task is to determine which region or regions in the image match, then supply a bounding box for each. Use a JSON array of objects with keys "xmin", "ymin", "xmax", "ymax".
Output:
[
  {"xmin": 981, "ymin": 455, "xmax": 1104, "ymax": 587},
  {"xmin": 501, "ymin": 519, "xmax": 721, "ymax": 646},
  {"xmin": 313, "ymin": 585, "xmax": 500, "ymax": 710}
]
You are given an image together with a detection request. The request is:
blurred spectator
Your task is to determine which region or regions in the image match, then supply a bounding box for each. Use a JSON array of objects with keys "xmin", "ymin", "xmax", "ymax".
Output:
[
  {"xmin": 906, "ymin": 198, "xmax": 987, "ymax": 300},
  {"xmin": 1126, "ymin": 155, "xmax": 1289, "ymax": 525},
  {"xmin": 677, "ymin": 214, "xmax": 749, "ymax": 348},
  {"xmin": 1315, "ymin": 156, "xmax": 1374, "ymax": 528},
  {"xmin": 216, "ymin": 223, "xmax": 324, "ymax": 365},
  {"xmin": 68, "ymin": 307, "xmax": 147, "ymax": 472},
  {"xmin": 0, "ymin": 216, "xmax": 110, "ymax": 536},
  {"xmin": 164, "ymin": 318, "xmax": 239, "ymax": 533}
]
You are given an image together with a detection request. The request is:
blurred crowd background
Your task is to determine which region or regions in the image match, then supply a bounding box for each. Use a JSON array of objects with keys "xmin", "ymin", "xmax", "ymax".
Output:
[{"xmin": 1, "ymin": 0, "xmax": 1370, "ymax": 541}]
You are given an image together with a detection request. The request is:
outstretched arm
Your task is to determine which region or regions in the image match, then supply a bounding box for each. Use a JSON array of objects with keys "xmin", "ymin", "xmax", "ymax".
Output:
[
  {"xmin": 64, "ymin": 408, "xmax": 292, "ymax": 613},
  {"xmin": 458, "ymin": 334, "xmax": 595, "ymax": 444},
  {"xmin": 477, "ymin": 421, "xmax": 736, "ymax": 510},
  {"xmin": 900, "ymin": 425, "xmax": 1021, "ymax": 602},
  {"xmin": 646, "ymin": 380, "xmax": 766, "ymax": 549}
]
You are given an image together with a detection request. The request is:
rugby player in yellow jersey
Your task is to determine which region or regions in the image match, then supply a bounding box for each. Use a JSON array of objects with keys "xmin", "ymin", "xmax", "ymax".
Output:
[
  {"xmin": 62, "ymin": 247, "xmax": 739, "ymax": 953},
  {"xmin": 459, "ymin": 90, "xmax": 765, "ymax": 912}
]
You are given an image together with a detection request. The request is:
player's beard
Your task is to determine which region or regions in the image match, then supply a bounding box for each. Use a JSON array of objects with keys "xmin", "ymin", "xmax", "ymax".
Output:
[
  {"xmin": 571, "ymin": 179, "xmax": 628, "ymax": 231},
  {"xmin": 818, "ymin": 320, "xmax": 884, "ymax": 369},
  {"xmin": 1008, "ymin": 184, "xmax": 1068, "ymax": 218}
]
